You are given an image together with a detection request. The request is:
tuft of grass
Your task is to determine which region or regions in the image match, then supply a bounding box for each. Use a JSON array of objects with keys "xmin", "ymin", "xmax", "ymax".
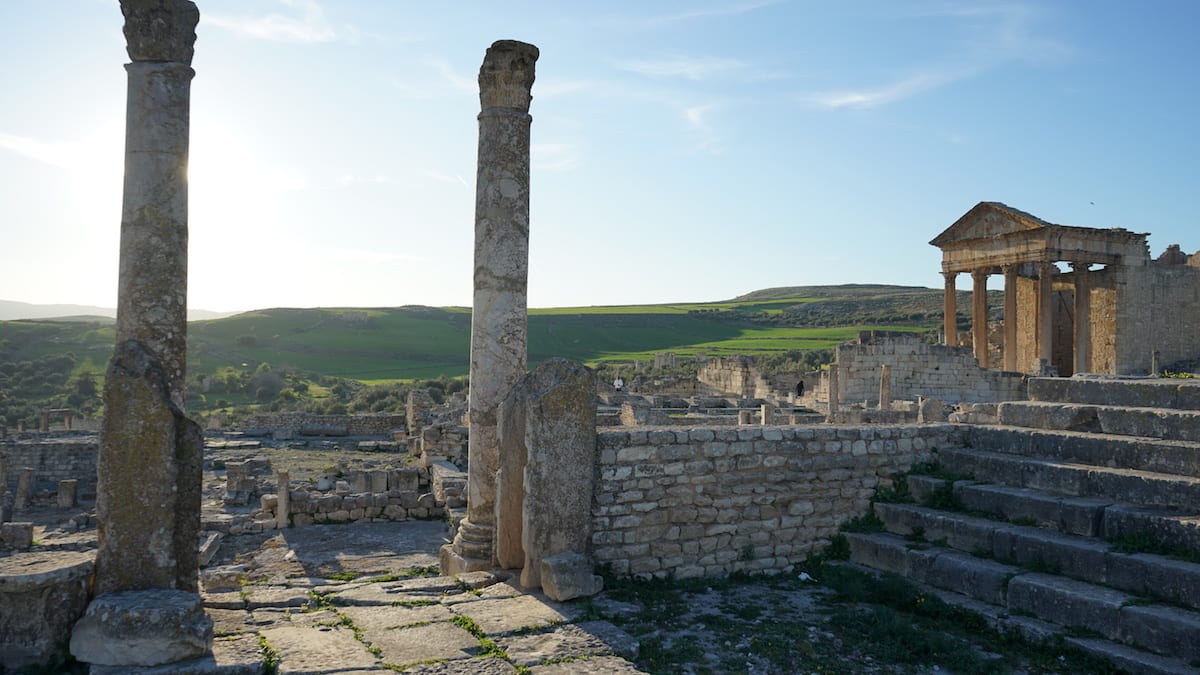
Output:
[
  {"xmin": 841, "ymin": 510, "xmax": 885, "ymax": 533},
  {"xmin": 922, "ymin": 481, "xmax": 965, "ymax": 511},
  {"xmin": 449, "ymin": 615, "xmax": 508, "ymax": 659},
  {"xmin": 1109, "ymin": 531, "xmax": 1200, "ymax": 564},
  {"xmin": 1009, "ymin": 515, "xmax": 1039, "ymax": 527},
  {"xmin": 259, "ymin": 634, "xmax": 281, "ymax": 674}
]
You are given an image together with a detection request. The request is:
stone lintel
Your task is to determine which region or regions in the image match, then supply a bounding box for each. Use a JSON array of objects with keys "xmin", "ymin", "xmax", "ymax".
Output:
[{"xmin": 121, "ymin": 0, "xmax": 200, "ymax": 65}]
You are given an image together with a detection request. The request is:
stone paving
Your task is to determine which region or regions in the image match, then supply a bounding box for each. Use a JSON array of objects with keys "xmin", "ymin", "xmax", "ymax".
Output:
[{"xmin": 191, "ymin": 571, "xmax": 641, "ymax": 674}]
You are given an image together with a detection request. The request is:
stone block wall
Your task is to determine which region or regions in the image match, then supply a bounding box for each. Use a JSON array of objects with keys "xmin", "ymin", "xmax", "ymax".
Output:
[
  {"xmin": 242, "ymin": 413, "xmax": 407, "ymax": 438},
  {"xmin": 834, "ymin": 333, "xmax": 1026, "ymax": 404},
  {"xmin": 0, "ymin": 439, "xmax": 99, "ymax": 498},
  {"xmin": 592, "ymin": 423, "xmax": 960, "ymax": 578}
]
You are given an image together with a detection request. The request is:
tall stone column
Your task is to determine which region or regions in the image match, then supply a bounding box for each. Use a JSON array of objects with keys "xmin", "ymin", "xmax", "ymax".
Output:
[
  {"xmin": 972, "ymin": 270, "xmax": 989, "ymax": 367},
  {"xmin": 826, "ymin": 364, "xmax": 840, "ymax": 418},
  {"xmin": 442, "ymin": 40, "xmax": 539, "ymax": 575},
  {"xmin": 878, "ymin": 364, "xmax": 892, "ymax": 410},
  {"xmin": 1002, "ymin": 265, "xmax": 1019, "ymax": 372},
  {"xmin": 942, "ymin": 272, "xmax": 957, "ymax": 345},
  {"xmin": 1036, "ymin": 261, "xmax": 1055, "ymax": 368},
  {"xmin": 73, "ymin": 1, "xmax": 212, "ymax": 668},
  {"xmin": 1072, "ymin": 263, "xmax": 1091, "ymax": 374}
]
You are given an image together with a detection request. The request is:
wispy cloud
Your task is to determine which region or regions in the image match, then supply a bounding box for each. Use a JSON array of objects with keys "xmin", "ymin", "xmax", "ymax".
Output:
[
  {"xmin": 619, "ymin": 55, "xmax": 745, "ymax": 81},
  {"xmin": 423, "ymin": 58, "xmax": 477, "ymax": 93},
  {"xmin": 683, "ymin": 104, "xmax": 721, "ymax": 154},
  {"xmin": 204, "ymin": 0, "xmax": 350, "ymax": 44},
  {"xmin": 338, "ymin": 174, "xmax": 392, "ymax": 187},
  {"xmin": 801, "ymin": 69, "xmax": 967, "ymax": 110},
  {"xmin": 532, "ymin": 143, "xmax": 580, "ymax": 172},
  {"xmin": 628, "ymin": 0, "xmax": 781, "ymax": 28},
  {"xmin": 421, "ymin": 169, "xmax": 470, "ymax": 188},
  {"xmin": 800, "ymin": 3, "xmax": 1070, "ymax": 110},
  {"xmin": 0, "ymin": 132, "xmax": 74, "ymax": 168}
]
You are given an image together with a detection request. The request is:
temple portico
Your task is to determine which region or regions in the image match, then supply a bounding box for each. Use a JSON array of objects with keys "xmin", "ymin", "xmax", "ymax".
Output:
[{"xmin": 931, "ymin": 202, "xmax": 1172, "ymax": 376}]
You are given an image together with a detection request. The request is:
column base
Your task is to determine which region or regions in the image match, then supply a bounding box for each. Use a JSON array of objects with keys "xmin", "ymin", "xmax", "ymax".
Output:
[
  {"xmin": 440, "ymin": 518, "xmax": 494, "ymax": 575},
  {"xmin": 69, "ymin": 589, "xmax": 212, "ymax": 667}
]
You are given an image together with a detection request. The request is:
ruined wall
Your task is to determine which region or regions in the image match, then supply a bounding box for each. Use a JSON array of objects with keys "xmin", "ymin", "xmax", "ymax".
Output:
[
  {"xmin": 834, "ymin": 333, "xmax": 1026, "ymax": 404},
  {"xmin": 697, "ymin": 357, "xmax": 764, "ymax": 399},
  {"xmin": 592, "ymin": 424, "xmax": 959, "ymax": 578},
  {"xmin": 0, "ymin": 439, "xmax": 98, "ymax": 498},
  {"xmin": 242, "ymin": 413, "xmax": 407, "ymax": 438},
  {"xmin": 1146, "ymin": 263, "xmax": 1200, "ymax": 369}
]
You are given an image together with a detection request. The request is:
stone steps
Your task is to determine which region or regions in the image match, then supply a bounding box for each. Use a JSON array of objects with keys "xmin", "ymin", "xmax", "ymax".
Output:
[
  {"xmin": 965, "ymin": 425, "xmax": 1200, "ymax": 478},
  {"xmin": 872, "ymin": 501, "xmax": 1200, "ymax": 610},
  {"xmin": 1029, "ymin": 377, "xmax": 1200, "ymax": 411},
  {"xmin": 997, "ymin": 400, "xmax": 1200, "ymax": 443},
  {"xmin": 832, "ymin": 561, "xmax": 1200, "ymax": 675},
  {"xmin": 939, "ymin": 447, "xmax": 1200, "ymax": 511},
  {"xmin": 845, "ymin": 531, "xmax": 1200, "ymax": 668}
]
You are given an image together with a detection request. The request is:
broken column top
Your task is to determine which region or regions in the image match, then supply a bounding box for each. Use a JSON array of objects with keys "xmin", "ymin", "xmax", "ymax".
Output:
[
  {"xmin": 479, "ymin": 40, "xmax": 539, "ymax": 112},
  {"xmin": 121, "ymin": 0, "xmax": 200, "ymax": 65}
]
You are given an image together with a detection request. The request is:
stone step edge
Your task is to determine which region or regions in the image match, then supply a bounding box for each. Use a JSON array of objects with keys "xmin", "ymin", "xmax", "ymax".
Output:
[
  {"xmin": 872, "ymin": 500, "xmax": 1200, "ymax": 611},
  {"xmin": 830, "ymin": 560, "xmax": 1200, "ymax": 675},
  {"xmin": 915, "ymin": 475, "xmax": 1200, "ymax": 552},
  {"xmin": 1000, "ymin": 400, "xmax": 1200, "ymax": 417},
  {"xmin": 938, "ymin": 447, "xmax": 1200, "ymax": 507},
  {"xmin": 845, "ymin": 532, "xmax": 1200, "ymax": 663},
  {"xmin": 967, "ymin": 424, "xmax": 1200, "ymax": 456}
]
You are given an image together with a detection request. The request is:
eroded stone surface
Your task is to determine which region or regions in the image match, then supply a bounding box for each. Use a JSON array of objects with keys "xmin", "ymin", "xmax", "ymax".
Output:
[
  {"xmin": 358, "ymin": 620, "xmax": 480, "ymax": 668},
  {"xmin": 499, "ymin": 620, "xmax": 638, "ymax": 665},
  {"xmin": 120, "ymin": 0, "xmax": 200, "ymax": 64},
  {"xmin": 70, "ymin": 589, "xmax": 213, "ymax": 667},
  {"xmin": 259, "ymin": 625, "xmax": 379, "ymax": 673},
  {"xmin": 453, "ymin": 594, "xmax": 579, "ymax": 635},
  {"xmin": 0, "ymin": 550, "xmax": 94, "ymax": 670},
  {"xmin": 529, "ymin": 654, "xmax": 649, "ymax": 674}
]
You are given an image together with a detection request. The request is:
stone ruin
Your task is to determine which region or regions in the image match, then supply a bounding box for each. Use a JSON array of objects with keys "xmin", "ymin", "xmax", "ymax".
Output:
[{"xmin": 5, "ymin": 4, "xmax": 1200, "ymax": 673}]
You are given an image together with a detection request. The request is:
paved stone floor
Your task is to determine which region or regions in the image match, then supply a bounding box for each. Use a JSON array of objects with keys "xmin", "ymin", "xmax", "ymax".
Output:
[{"xmin": 183, "ymin": 521, "xmax": 646, "ymax": 674}]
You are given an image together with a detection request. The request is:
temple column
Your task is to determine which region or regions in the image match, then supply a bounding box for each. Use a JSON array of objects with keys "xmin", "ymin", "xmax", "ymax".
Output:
[
  {"xmin": 1072, "ymin": 263, "xmax": 1091, "ymax": 374},
  {"xmin": 942, "ymin": 272, "xmax": 957, "ymax": 345},
  {"xmin": 1003, "ymin": 265, "xmax": 1018, "ymax": 372},
  {"xmin": 442, "ymin": 40, "xmax": 539, "ymax": 575},
  {"xmin": 1036, "ymin": 261, "xmax": 1055, "ymax": 368},
  {"xmin": 72, "ymin": 1, "xmax": 211, "ymax": 668},
  {"xmin": 972, "ymin": 270, "xmax": 989, "ymax": 367}
]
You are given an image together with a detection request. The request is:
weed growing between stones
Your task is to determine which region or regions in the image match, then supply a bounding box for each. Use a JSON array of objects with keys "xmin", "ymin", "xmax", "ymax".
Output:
[
  {"xmin": 449, "ymin": 614, "xmax": 508, "ymax": 660},
  {"xmin": 909, "ymin": 460, "xmax": 975, "ymax": 482},
  {"xmin": 922, "ymin": 480, "xmax": 965, "ymax": 511},
  {"xmin": 258, "ymin": 634, "xmax": 281, "ymax": 674},
  {"xmin": 1109, "ymin": 531, "xmax": 1200, "ymax": 563}
]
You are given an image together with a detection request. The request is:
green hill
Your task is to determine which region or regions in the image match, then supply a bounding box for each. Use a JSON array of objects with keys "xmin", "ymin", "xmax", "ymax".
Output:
[{"xmin": 0, "ymin": 284, "xmax": 952, "ymax": 423}]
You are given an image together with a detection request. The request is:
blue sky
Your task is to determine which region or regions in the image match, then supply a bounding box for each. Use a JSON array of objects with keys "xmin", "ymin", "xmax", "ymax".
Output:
[{"xmin": 1, "ymin": 1, "xmax": 1197, "ymax": 312}]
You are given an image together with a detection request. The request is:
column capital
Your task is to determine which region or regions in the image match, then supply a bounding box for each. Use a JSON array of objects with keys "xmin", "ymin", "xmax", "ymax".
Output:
[
  {"xmin": 479, "ymin": 40, "xmax": 539, "ymax": 112},
  {"xmin": 121, "ymin": 0, "xmax": 199, "ymax": 65},
  {"xmin": 1070, "ymin": 262, "xmax": 1091, "ymax": 272},
  {"xmin": 941, "ymin": 271, "xmax": 958, "ymax": 281},
  {"xmin": 972, "ymin": 269, "xmax": 989, "ymax": 281}
]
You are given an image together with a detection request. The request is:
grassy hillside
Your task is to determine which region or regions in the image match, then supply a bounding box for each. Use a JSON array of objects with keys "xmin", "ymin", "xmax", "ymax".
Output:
[{"xmin": 0, "ymin": 284, "xmax": 948, "ymax": 423}]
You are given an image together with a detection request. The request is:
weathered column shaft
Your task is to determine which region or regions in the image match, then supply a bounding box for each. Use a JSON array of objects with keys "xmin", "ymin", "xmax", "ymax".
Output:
[
  {"xmin": 1036, "ymin": 262, "xmax": 1055, "ymax": 367},
  {"xmin": 942, "ymin": 272, "xmax": 957, "ymax": 346},
  {"xmin": 14, "ymin": 467, "xmax": 34, "ymax": 510},
  {"xmin": 94, "ymin": 0, "xmax": 203, "ymax": 597},
  {"xmin": 276, "ymin": 470, "xmax": 291, "ymax": 529},
  {"xmin": 972, "ymin": 270, "xmax": 989, "ymax": 367},
  {"xmin": 878, "ymin": 364, "xmax": 892, "ymax": 410},
  {"xmin": 1003, "ymin": 265, "xmax": 1018, "ymax": 372},
  {"xmin": 1072, "ymin": 263, "xmax": 1091, "ymax": 374},
  {"xmin": 443, "ymin": 40, "xmax": 539, "ymax": 575},
  {"xmin": 827, "ymin": 364, "xmax": 840, "ymax": 416}
]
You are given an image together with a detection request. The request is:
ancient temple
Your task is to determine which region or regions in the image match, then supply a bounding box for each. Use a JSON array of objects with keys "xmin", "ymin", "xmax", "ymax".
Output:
[{"xmin": 931, "ymin": 201, "xmax": 1200, "ymax": 376}]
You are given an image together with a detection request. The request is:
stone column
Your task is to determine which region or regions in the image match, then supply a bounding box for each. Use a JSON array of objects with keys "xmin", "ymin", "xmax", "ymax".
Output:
[
  {"xmin": 14, "ymin": 467, "xmax": 34, "ymax": 511},
  {"xmin": 74, "ymin": 2, "xmax": 212, "ymax": 669},
  {"xmin": 39, "ymin": 411, "xmax": 49, "ymax": 433},
  {"xmin": 760, "ymin": 403, "xmax": 773, "ymax": 426},
  {"xmin": 1036, "ymin": 261, "xmax": 1055, "ymax": 368},
  {"xmin": 942, "ymin": 272, "xmax": 958, "ymax": 345},
  {"xmin": 442, "ymin": 40, "xmax": 539, "ymax": 575},
  {"xmin": 971, "ymin": 270, "xmax": 989, "ymax": 367},
  {"xmin": 1072, "ymin": 263, "xmax": 1091, "ymax": 375},
  {"xmin": 827, "ymin": 364, "xmax": 840, "ymax": 417},
  {"xmin": 276, "ymin": 470, "xmax": 291, "ymax": 529},
  {"xmin": 1003, "ymin": 265, "xmax": 1019, "ymax": 372},
  {"xmin": 58, "ymin": 479, "xmax": 79, "ymax": 509},
  {"xmin": 878, "ymin": 365, "xmax": 892, "ymax": 410}
]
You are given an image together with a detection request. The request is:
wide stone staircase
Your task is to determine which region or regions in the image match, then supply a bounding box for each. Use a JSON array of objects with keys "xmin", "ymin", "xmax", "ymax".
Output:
[{"xmin": 846, "ymin": 377, "xmax": 1200, "ymax": 674}]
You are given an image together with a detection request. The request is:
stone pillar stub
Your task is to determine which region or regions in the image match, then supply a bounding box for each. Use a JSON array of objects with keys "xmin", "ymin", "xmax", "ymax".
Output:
[
  {"xmin": 93, "ymin": 0, "xmax": 202, "ymax": 612},
  {"xmin": 827, "ymin": 364, "xmax": 840, "ymax": 417},
  {"xmin": 879, "ymin": 364, "xmax": 892, "ymax": 411},
  {"xmin": 494, "ymin": 382, "xmax": 528, "ymax": 570},
  {"xmin": 1003, "ymin": 265, "xmax": 1018, "ymax": 372},
  {"xmin": 14, "ymin": 467, "xmax": 34, "ymax": 511},
  {"xmin": 517, "ymin": 359, "xmax": 598, "ymax": 597},
  {"xmin": 276, "ymin": 470, "xmax": 291, "ymax": 529},
  {"xmin": 443, "ymin": 39, "xmax": 538, "ymax": 576},
  {"xmin": 58, "ymin": 479, "xmax": 79, "ymax": 509},
  {"xmin": 942, "ymin": 272, "xmax": 957, "ymax": 346}
]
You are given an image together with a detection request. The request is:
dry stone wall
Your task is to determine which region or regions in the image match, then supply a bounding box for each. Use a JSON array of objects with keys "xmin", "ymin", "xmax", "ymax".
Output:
[
  {"xmin": 592, "ymin": 423, "xmax": 959, "ymax": 578},
  {"xmin": 0, "ymin": 439, "xmax": 98, "ymax": 499},
  {"xmin": 835, "ymin": 333, "xmax": 1026, "ymax": 405},
  {"xmin": 242, "ymin": 413, "xmax": 406, "ymax": 438}
]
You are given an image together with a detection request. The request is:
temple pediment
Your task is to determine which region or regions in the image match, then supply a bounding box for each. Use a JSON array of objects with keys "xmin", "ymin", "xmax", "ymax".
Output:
[{"xmin": 930, "ymin": 201, "xmax": 1051, "ymax": 247}]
